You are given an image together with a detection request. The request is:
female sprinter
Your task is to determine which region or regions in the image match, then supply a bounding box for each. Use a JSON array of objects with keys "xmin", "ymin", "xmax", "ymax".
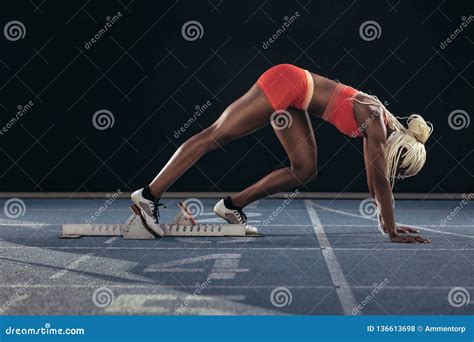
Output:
[{"xmin": 131, "ymin": 64, "xmax": 433, "ymax": 243}]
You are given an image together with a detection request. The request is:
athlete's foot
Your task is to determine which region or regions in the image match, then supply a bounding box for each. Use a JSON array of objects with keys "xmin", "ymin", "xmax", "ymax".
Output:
[
  {"xmin": 131, "ymin": 186, "xmax": 165, "ymax": 236},
  {"xmin": 213, "ymin": 197, "xmax": 258, "ymax": 234}
]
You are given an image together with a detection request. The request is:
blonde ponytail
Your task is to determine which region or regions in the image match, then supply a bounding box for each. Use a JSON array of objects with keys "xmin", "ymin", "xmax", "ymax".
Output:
[{"xmin": 406, "ymin": 114, "xmax": 433, "ymax": 144}]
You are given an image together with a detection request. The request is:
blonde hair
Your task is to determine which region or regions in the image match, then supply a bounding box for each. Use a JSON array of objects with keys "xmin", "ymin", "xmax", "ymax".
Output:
[{"xmin": 352, "ymin": 92, "xmax": 433, "ymax": 188}]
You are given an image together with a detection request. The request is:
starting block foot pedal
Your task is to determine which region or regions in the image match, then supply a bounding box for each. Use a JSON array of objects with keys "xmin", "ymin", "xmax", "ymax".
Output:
[
  {"xmin": 122, "ymin": 205, "xmax": 156, "ymax": 239},
  {"xmin": 61, "ymin": 203, "xmax": 264, "ymax": 239}
]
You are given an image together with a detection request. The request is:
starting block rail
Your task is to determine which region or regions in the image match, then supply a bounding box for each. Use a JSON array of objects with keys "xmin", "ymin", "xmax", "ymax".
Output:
[{"xmin": 61, "ymin": 203, "xmax": 263, "ymax": 239}]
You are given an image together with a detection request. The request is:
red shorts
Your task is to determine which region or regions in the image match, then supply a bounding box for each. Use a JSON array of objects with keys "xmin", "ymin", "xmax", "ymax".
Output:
[
  {"xmin": 257, "ymin": 64, "xmax": 313, "ymax": 111},
  {"xmin": 322, "ymin": 84, "xmax": 362, "ymax": 138}
]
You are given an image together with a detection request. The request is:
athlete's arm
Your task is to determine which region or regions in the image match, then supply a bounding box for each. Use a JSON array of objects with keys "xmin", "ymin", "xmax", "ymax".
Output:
[
  {"xmin": 363, "ymin": 138, "xmax": 375, "ymax": 199},
  {"xmin": 364, "ymin": 108, "xmax": 430, "ymax": 243}
]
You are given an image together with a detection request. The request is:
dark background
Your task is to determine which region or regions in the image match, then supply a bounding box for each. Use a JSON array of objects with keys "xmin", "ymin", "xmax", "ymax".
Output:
[{"xmin": 0, "ymin": 0, "xmax": 472, "ymax": 194}]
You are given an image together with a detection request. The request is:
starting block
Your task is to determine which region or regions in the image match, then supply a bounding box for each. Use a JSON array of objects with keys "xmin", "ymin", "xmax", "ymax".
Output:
[{"xmin": 61, "ymin": 202, "xmax": 263, "ymax": 239}]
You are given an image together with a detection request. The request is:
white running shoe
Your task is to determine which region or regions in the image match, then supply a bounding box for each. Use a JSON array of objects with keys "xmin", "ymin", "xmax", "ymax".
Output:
[
  {"xmin": 131, "ymin": 188, "xmax": 165, "ymax": 237},
  {"xmin": 214, "ymin": 197, "xmax": 258, "ymax": 234}
]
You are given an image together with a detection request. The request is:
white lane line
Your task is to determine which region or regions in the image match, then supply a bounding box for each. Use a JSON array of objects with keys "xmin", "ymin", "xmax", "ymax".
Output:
[
  {"xmin": 49, "ymin": 254, "xmax": 92, "ymax": 279},
  {"xmin": 0, "ymin": 223, "xmax": 50, "ymax": 227},
  {"xmin": 312, "ymin": 202, "xmax": 474, "ymax": 239},
  {"xmin": 304, "ymin": 200, "xmax": 359, "ymax": 315},
  {"xmin": 1, "ymin": 284, "xmax": 474, "ymax": 290},
  {"xmin": 1, "ymin": 246, "xmax": 474, "ymax": 251}
]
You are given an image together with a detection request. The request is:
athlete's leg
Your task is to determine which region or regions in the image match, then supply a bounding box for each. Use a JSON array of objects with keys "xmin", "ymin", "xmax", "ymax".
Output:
[
  {"xmin": 149, "ymin": 84, "xmax": 274, "ymax": 197},
  {"xmin": 231, "ymin": 108, "xmax": 317, "ymax": 208}
]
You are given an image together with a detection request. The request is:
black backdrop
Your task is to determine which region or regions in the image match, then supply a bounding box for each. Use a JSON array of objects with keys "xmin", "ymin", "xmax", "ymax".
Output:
[{"xmin": 0, "ymin": 0, "xmax": 472, "ymax": 194}]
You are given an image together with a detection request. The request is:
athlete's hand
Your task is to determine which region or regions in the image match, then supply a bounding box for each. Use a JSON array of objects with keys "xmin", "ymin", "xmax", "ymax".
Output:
[
  {"xmin": 389, "ymin": 233, "xmax": 431, "ymax": 243},
  {"xmin": 396, "ymin": 225, "xmax": 419, "ymax": 234},
  {"xmin": 378, "ymin": 215, "xmax": 419, "ymax": 235}
]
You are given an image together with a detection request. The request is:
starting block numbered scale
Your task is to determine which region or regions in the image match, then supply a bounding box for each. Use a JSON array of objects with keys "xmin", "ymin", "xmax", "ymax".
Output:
[{"xmin": 61, "ymin": 202, "xmax": 263, "ymax": 239}]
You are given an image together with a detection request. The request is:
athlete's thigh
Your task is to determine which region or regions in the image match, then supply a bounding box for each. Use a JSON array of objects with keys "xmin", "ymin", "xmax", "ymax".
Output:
[
  {"xmin": 273, "ymin": 107, "xmax": 317, "ymax": 165},
  {"xmin": 211, "ymin": 84, "xmax": 274, "ymax": 139}
]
